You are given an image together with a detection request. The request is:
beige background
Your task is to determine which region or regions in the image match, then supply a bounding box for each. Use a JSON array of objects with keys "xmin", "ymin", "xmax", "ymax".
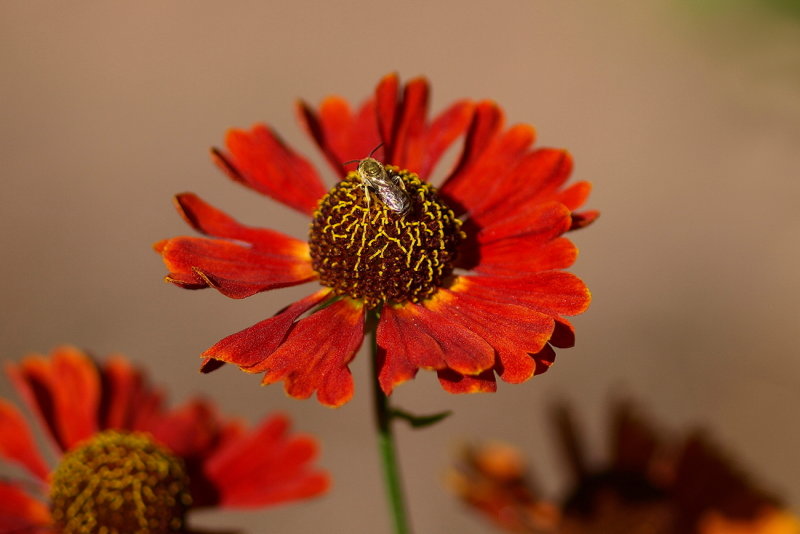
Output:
[{"xmin": 2, "ymin": 2, "xmax": 799, "ymax": 532}]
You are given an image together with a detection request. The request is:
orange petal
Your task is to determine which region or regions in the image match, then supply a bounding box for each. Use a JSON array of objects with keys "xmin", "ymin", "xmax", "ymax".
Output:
[{"xmin": 0, "ymin": 400, "xmax": 50, "ymax": 481}]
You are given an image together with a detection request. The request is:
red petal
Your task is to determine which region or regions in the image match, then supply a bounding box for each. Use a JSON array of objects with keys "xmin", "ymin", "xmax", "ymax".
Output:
[
  {"xmin": 250, "ymin": 299, "xmax": 365, "ymax": 407},
  {"xmin": 472, "ymin": 237, "xmax": 579, "ymax": 275},
  {"xmin": 462, "ymin": 273, "xmax": 591, "ymax": 318},
  {"xmin": 0, "ymin": 482, "xmax": 52, "ymax": 532},
  {"xmin": 205, "ymin": 414, "xmax": 329, "ymax": 508},
  {"xmin": 437, "ymin": 368, "xmax": 497, "ymax": 394},
  {"xmin": 442, "ymin": 102, "xmax": 537, "ymax": 214},
  {"xmin": 296, "ymin": 97, "xmax": 379, "ymax": 176},
  {"xmin": 555, "ymin": 180, "xmax": 591, "ymax": 211},
  {"xmin": 213, "ymin": 124, "xmax": 327, "ymax": 215},
  {"xmin": 148, "ymin": 400, "xmax": 220, "ymax": 459},
  {"xmin": 375, "ymin": 73, "xmax": 400, "ymax": 152},
  {"xmin": 433, "ymin": 283, "xmax": 555, "ymax": 383},
  {"xmin": 570, "ymin": 209, "xmax": 600, "ymax": 231},
  {"xmin": 376, "ymin": 300, "xmax": 496, "ymax": 394},
  {"xmin": 388, "ymin": 77, "xmax": 429, "ymax": 168},
  {"xmin": 157, "ymin": 236, "xmax": 315, "ymax": 299},
  {"xmin": 203, "ymin": 290, "xmax": 330, "ymax": 369},
  {"xmin": 468, "ymin": 149, "xmax": 575, "ymax": 226},
  {"xmin": 173, "ymin": 193, "xmax": 309, "ymax": 256},
  {"xmin": 99, "ymin": 355, "xmax": 165, "ymax": 431},
  {"xmin": 6, "ymin": 347, "xmax": 100, "ymax": 452},
  {"xmin": 415, "ymin": 100, "xmax": 475, "ymax": 179},
  {"xmin": 0, "ymin": 400, "xmax": 50, "ymax": 481},
  {"xmin": 476, "ymin": 201, "xmax": 572, "ymax": 245}
]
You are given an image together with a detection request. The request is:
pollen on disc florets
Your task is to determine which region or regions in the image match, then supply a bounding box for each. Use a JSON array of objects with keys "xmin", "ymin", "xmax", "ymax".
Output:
[
  {"xmin": 49, "ymin": 430, "xmax": 192, "ymax": 534},
  {"xmin": 309, "ymin": 167, "xmax": 464, "ymax": 309}
]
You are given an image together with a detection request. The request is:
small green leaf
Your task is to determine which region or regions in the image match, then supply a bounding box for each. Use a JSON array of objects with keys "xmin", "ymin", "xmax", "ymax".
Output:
[{"xmin": 390, "ymin": 408, "xmax": 453, "ymax": 429}]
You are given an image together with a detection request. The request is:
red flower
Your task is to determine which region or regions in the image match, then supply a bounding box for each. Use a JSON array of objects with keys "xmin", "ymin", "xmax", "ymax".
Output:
[
  {"xmin": 449, "ymin": 401, "xmax": 798, "ymax": 534},
  {"xmin": 0, "ymin": 346, "xmax": 329, "ymax": 533},
  {"xmin": 156, "ymin": 73, "xmax": 597, "ymax": 407}
]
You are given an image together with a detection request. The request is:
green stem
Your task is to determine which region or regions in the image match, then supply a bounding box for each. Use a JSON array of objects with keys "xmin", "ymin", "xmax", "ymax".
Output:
[{"xmin": 369, "ymin": 319, "xmax": 411, "ymax": 534}]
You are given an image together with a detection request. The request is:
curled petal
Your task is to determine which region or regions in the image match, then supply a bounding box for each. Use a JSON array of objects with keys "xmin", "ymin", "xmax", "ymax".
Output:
[
  {"xmin": 0, "ymin": 482, "xmax": 52, "ymax": 533},
  {"xmin": 437, "ymin": 368, "xmax": 497, "ymax": 394},
  {"xmin": 205, "ymin": 414, "xmax": 329, "ymax": 508},
  {"xmin": 173, "ymin": 193, "xmax": 309, "ymax": 256},
  {"xmin": 213, "ymin": 124, "xmax": 327, "ymax": 215},
  {"xmin": 248, "ymin": 299, "xmax": 366, "ymax": 407},
  {"xmin": 6, "ymin": 346, "xmax": 100, "ymax": 452},
  {"xmin": 0, "ymin": 400, "xmax": 50, "ymax": 481},
  {"xmin": 156, "ymin": 236, "xmax": 315, "ymax": 299},
  {"xmin": 377, "ymin": 301, "xmax": 496, "ymax": 394},
  {"xmin": 203, "ymin": 290, "xmax": 330, "ymax": 369}
]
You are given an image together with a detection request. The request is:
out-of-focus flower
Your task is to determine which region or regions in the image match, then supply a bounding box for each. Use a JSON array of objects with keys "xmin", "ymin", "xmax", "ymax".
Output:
[
  {"xmin": 0, "ymin": 346, "xmax": 329, "ymax": 534},
  {"xmin": 449, "ymin": 400, "xmax": 798, "ymax": 534},
  {"xmin": 447, "ymin": 441, "xmax": 560, "ymax": 533},
  {"xmin": 155, "ymin": 73, "xmax": 596, "ymax": 407}
]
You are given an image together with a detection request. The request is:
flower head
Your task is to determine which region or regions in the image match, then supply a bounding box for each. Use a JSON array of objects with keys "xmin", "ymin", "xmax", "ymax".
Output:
[
  {"xmin": 449, "ymin": 400, "xmax": 798, "ymax": 534},
  {"xmin": 0, "ymin": 346, "xmax": 329, "ymax": 533},
  {"xmin": 156, "ymin": 73, "xmax": 598, "ymax": 407}
]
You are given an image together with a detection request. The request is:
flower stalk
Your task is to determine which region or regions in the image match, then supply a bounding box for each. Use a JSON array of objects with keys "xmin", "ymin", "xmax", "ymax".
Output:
[{"xmin": 369, "ymin": 314, "xmax": 411, "ymax": 534}]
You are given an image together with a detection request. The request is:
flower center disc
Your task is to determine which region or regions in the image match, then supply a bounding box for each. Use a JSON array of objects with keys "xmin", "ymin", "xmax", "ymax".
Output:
[
  {"xmin": 309, "ymin": 168, "xmax": 464, "ymax": 309},
  {"xmin": 49, "ymin": 431, "xmax": 192, "ymax": 534}
]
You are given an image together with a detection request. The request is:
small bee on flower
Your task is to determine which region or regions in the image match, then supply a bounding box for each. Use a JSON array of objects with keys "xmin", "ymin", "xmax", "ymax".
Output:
[{"xmin": 350, "ymin": 144, "xmax": 411, "ymax": 215}]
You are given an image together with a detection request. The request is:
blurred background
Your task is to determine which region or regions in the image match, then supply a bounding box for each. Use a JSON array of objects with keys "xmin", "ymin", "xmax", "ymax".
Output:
[{"xmin": 1, "ymin": 1, "xmax": 799, "ymax": 532}]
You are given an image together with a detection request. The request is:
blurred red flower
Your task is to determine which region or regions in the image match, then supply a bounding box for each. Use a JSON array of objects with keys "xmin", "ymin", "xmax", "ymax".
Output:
[
  {"xmin": 0, "ymin": 346, "xmax": 328, "ymax": 533},
  {"xmin": 449, "ymin": 400, "xmax": 798, "ymax": 534},
  {"xmin": 156, "ymin": 73, "xmax": 597, "ymax": 407}
]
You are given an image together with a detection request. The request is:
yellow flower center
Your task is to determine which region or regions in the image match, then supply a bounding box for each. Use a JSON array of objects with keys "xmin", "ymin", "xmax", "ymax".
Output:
[
  {"xmin": 309, "ymin": 167, "xmax": 464, "ymax": 309},
  {"xmin": 49, "ymin": 431, "xmax": 191, "ymax": 534}
]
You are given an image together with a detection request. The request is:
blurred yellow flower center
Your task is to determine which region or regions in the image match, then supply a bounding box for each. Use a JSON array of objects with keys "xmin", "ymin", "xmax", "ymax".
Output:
[
  {"xmin": 49, "ymin": 430, "xmax": 191, "ymax": 534},
  {"xmin": 309, "ymin": 167, "xmax": 464, "ymax": 309}
]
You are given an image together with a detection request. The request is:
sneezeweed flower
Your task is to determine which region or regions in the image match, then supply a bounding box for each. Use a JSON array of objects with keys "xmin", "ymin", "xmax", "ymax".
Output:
[
  {"xmin": 0, "ymin": 346, "xmax": 329, "ymax": 534},
  {"xmin": 155, "ymin": 73, "xmax": 597, "ymax": 407},
  {"xmin": 449, "ymin": 400, "xmax": 799, "ymax": 534}
]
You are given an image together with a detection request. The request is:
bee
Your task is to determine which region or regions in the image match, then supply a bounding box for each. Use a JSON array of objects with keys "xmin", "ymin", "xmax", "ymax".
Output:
[{"xmin": 346, "ymin": 145, "xmax": 411, "ymax": 215}]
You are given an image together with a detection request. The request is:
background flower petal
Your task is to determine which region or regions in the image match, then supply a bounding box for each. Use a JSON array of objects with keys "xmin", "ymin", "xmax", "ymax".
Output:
[
  {"xmin": 0, "ymin": 400, "xmax": 50, "ymax": 481},
  {"xmin": 99, "ymin": 355, "xmax": 165, "ymax": 432},
  {"xmin": 0, "ymin": 482, "xmax": 52, "ymax": 533},
  {"xmin": 212, "ymin": 124, "xmax": 327, "ymax": 215},
  {"xmin": 205, "ymin": 414, "xmax": 329, "ymax": 508},
  {"xmin": 6, "ymin": 346, "xmax": 100, "ymax": 452}
]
